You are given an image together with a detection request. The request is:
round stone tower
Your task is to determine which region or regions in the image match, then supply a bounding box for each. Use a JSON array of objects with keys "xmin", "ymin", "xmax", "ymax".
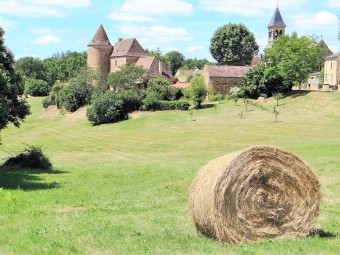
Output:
[{"xmin": 87, "ymin": 24, "xmax": 113, "ymax": 79}]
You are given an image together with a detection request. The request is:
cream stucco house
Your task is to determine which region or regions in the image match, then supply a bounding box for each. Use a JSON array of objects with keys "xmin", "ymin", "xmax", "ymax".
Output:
[{"xmin": 324, "ymin": 52, "xmax": 340, "ymax": 90}]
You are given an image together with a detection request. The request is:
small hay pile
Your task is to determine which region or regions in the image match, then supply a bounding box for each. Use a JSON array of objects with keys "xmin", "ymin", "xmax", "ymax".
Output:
[{"xmin": 189, "ymin": 146, "xmax": 320, "ymax": 244}]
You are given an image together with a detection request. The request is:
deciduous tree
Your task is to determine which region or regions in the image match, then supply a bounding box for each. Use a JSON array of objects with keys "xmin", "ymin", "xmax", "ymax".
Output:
[
  {"xmin": 210, "ymin": 23, "xmax": 259, "ymax": 66},
  {"xmin": 263, "ymin": 32, "xmax": 324, "ymax": 90},
  {"xmin": 165, "ymin": 50, "xmax": 185, "ymax": 75},
  {"xmin": 107, "ymin": 64, "xmax": 146, "ymax": 92},
  {"xmin": 0, "ymin": 27, "xmax": 30, "ymax": 142}
]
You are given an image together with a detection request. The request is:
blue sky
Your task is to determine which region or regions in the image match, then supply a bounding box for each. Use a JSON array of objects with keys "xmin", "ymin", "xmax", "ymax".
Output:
[{"xmin": 0, "ymin": 0, "xmax": 339, "ymax": 61}]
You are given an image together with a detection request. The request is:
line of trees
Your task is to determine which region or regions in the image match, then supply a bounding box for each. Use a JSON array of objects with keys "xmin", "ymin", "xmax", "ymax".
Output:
[{"xmin": 14, "ymin": 51, "xmax": 87, "ymax": 96}]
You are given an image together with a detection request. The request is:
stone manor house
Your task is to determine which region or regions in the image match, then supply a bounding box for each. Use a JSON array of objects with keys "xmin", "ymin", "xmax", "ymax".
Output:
[{"xmin": 87, "ymin": 24, "xmax": 173, "ymax": 83}]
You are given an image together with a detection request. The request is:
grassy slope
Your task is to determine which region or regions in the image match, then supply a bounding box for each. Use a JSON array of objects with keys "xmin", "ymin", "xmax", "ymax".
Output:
[{"xmin": 0, "ymin": 92, "xmax": 339, "ymax": 255}]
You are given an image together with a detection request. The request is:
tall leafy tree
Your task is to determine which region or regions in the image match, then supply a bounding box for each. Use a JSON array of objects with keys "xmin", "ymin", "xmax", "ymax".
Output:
[
  {"xmin": 263, "ymin": 32, "xmax": 324, "ymax": 90},
  {"xmin": 0, "ymin": 27, "xmax": 30, "ymax": 142},
  {"xmin": 210, "ymin": 23, "xmax": 259, "ymax": 66},
  {"xmin": 165, "ymin": 50, "xmax": 185, "ymax": 75},
  {"xmin": 107, "ymin": 64, "xmax": 146, "ymax": 92},
  {"xmin": 15, "ymin": 57, "xmax": 47, "ymax": 81}
]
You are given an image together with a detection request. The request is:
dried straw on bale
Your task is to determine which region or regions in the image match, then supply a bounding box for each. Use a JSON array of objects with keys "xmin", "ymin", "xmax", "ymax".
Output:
[{"xmin": 189, "ymin": 146, "xmax": 320, "ymax": 244}]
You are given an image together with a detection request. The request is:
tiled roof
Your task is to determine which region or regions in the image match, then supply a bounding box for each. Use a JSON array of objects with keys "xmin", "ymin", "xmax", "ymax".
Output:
[
  {"xmin": 250, "ymin": 55, "xmax": 263, "ymax": 66},
  {"xmin": 136, "ymin": 56, "xmax": 154, "ymax": 70},
  {"xmin": 176, "ymin": 70, "xmax": 202, "ymax": 76},
  {"xmin": 88, "ymin": 24, "xmax": 111, "ymax": 46},
  {"xmin": 136, "ymin": 57, "xmax": 173, "ymax": 79},
  {"xmin": 325, "ymin": 51, "xmax": 340, "ymax": 61},
  {"xmin": 204, "ymin": 65, "xmax": 251, "ymax": 78},
  {"xmin": 268, "ymin": 7, "xmax": 286, "ymax": 28},
  {"xmin": 171, "ymin": 82, "xmax": 190, "ymax": 89},
  {"xmin": 111, "ymin": 38, "xmax": 148, "ymax": 57}
]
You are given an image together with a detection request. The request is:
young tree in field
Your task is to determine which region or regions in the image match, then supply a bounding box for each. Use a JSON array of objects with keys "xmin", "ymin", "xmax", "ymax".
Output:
[
  {"xmin": 210, "ymin": 23, "xmax": 259, "ymax": 66},
  {"xmin": 107, "ymin": 64, "xmax": 146, "ymax": 92},
  {"xmin": 187, "ymin": 76, "xmax": 207, "ymax": 109},
  {"xmin": 273, "ymin": 92, "xmax": 284, "ymax": 106},
  {"xmin": 165, "ymin": 50, "xmax": 185, "ymax": 75},
  {"xmin": 263, "ymin": 32, "xmax": 324, "ymax": 91},
  {"xmin": 0, "ymin": 27, "xmax": 30, "ymax": 143}
]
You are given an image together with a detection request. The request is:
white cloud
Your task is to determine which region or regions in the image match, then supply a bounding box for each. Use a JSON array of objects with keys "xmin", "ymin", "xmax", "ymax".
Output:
[
  {"xmin": 328, "ymin": 0, "xmax": 340, "ymax": 8},
  {"xmin": 108, "ymin": 12, "xmax": 154, "ymax": 22},
  {"xmin": 31, "ymin": 0, "xmax": 92, "ymax": 8},
  {"xmin": 120, "ymin": 25, "xmax": 193, "ymax": 42},
  {"xmin": 29, "ymin": 27, "xmax": 53, "ymax": 35},
  {"xmin": 292, "ymin": 11, "xmax": 338, "ymax": 30},
  {"xmin": 199, "ymin": 0, "xmax": 306, "ymax": 16},
  {"xmin": 185, "ymin": 45, "xmax": 204, "ymax": 52},
  {"xmin": 122, "ymin": 0, "xmax": 192, "ymax": 15},
  {"xmin": 0, "ymin": 16, "xmax": 17, "ymax": 30},
  {"xmin": 32, "ymin": 35, "xmax": 61, "ymax": 44},
  {"xmin": 0, "ymin": 0, "xmax": 64, "ymax": 17}
]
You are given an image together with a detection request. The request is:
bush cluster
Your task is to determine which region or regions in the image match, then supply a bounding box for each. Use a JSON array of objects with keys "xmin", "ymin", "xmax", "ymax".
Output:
[
  {"xmin": 1, "ymin": 146, "xmax": 52, "ymax": 169},
  {"xmin": 87, "ymin": 78, "xmax": 189, "ymax": 125},
  {"xmin": 87, "ymin": 91, "xmax": 128, "ymax": 125},
  {"xmin": 25, "ymin": 78, "xmax": 50, "ymax": 96},
  {"xmin": 43, "ymin": 78, "xmax": 92, "ymax": 112}
]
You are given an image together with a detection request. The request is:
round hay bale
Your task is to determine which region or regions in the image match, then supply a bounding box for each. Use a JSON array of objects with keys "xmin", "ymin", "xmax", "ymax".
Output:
[{"xmin": 189, "ymin": 146, "xmax": 320, "ymax": 244}]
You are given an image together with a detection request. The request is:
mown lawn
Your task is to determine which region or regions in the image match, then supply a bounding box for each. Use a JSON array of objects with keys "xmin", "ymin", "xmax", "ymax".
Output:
[{"xmin": 0, "ymin": 92, "xmax": 339, "ymax": 255}]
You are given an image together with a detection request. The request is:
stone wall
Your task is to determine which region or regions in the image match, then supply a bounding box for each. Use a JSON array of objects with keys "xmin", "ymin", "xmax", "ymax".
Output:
[
  {"xmin": 210, "ymin": 77, "xmax": 241, "ymax": 94},
  {"xmin": 110, "ymin": 57, "xmax": 127, "ymax": 73}
]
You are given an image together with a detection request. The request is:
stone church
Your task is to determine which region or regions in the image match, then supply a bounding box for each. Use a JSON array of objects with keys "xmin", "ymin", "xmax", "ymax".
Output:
[{"xmin": 87, "ymin": 24, "xmax": 173, "ymax": 82}]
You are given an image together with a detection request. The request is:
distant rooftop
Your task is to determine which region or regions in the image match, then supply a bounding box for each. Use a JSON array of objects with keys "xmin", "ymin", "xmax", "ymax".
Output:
[
  {"xmin": 204, "ymin": 65, "xmax": 251, "ymax": 78},
  {"xmin": 268, "ymin": 7, "xmax": 286, "ymax": 28}
]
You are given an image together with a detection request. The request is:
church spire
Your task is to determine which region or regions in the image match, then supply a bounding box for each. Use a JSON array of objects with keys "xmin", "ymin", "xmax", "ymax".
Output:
[
  {"xmin": 267, "ymin": 6, "xmax": 286, "ymax": 48},
  {"xmin": 268, "ymin": 6, "xmax": 286, "ymax": 28}
]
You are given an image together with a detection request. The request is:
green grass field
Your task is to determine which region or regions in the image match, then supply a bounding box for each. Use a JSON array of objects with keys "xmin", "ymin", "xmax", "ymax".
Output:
[{"xmin": 0, "ymin": 92, "xmax": 339, "ymax": 255}]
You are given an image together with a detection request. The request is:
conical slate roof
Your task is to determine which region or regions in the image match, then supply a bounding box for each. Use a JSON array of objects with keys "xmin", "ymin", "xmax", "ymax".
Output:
[
  {"xmin": 268, "ymin": 7, "xmax": 286, "ymax": 28},
  {"xmin": 88, "ymin": 24, "xmax": 111, "ymax": 46}
]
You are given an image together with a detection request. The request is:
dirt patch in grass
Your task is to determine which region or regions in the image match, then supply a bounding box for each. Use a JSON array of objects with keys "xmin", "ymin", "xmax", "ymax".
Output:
[
  {"xmin": 64, "ymin": 107, "xmax": 87, "ymax": 121},
  {"xmin": 42, "ymin": 105, "xmax": 61, "ymax": 117},
  {"xmin": 128, "ymin": 111, "xmax": 154, "ymax": 119}
]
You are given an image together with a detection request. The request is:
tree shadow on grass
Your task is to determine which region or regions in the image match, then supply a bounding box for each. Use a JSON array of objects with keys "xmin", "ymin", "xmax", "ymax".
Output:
[
  {"xmin": 0, "ymin": 168, "xmax": 67, "ymax": 191},
  {"xmin": 287, "ymin": 91, "xmax": 311, "ymax": 98},
  {"xmin": 308, "ymin": 229, "xmax": 338, "ymax": 238},
  {"xmin": 199, "ymin": 104, "xmax": 215, "ymax": 110}
]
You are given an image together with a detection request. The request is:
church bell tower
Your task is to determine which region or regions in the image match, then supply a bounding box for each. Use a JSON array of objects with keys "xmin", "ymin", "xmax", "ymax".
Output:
[{"xmin": 267, "ymin": 6, "xmax": 286, "ymax": 48}]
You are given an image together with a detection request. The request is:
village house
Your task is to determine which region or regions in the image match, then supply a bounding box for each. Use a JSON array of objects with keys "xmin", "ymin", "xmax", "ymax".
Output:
[
  {"xmin": 201, "ymin": 55, "xmax": 262, "ymax": 94},
  {"xmin": 87, "ymin": 24, "xmax": 173, "ymax": 84},
  {"xmin": 202, "ymin": 65, "xmax": 251, "ymax": 94},
  {"xmin": 324, "ymin": 52, "xmax": 340, "ymax": 90}
]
